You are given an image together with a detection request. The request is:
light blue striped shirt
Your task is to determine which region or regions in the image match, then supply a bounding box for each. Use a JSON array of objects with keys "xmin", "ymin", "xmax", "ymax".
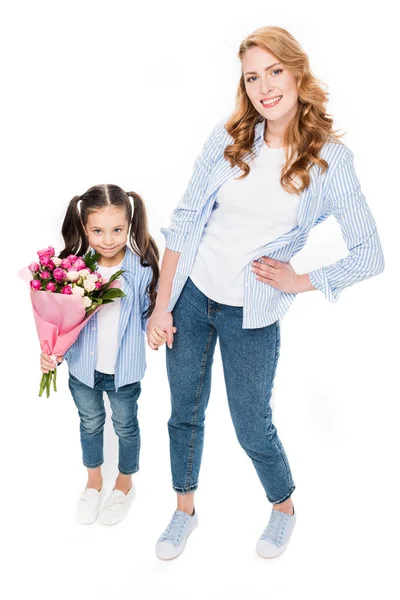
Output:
[
  {"xmin": 64, "ymin": 246, "xmax": 152, "ymax": 390},
  {"xmin": 161, "ymin": 118, "xmax": 384, "ymax": 328}
]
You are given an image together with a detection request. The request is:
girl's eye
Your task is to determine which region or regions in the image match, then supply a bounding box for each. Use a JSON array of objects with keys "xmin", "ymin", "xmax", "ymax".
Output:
[
  {"xmin": 114, "ymin": 228, "xmax": 122, "ymax": 233},
  {"xmin": 94, "ymin": 230, "xmax": 102, "ymax": 234},
  {"xmin": 246, "ymin": 75, "xmax": 258, "ymax": 83},
  {"xmin": 272, "ymin": 69, "xmax": 283, "ymax": 76}
]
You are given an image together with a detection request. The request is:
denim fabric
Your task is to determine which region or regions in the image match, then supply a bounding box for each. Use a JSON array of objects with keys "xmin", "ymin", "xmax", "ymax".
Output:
[
  {"xmin": 68, "ymin": 371, "xmax": 141, "ymax": 475},
  {"xmin": 166, "ymin": 277, "xmax": 295, "ymax": 503}
]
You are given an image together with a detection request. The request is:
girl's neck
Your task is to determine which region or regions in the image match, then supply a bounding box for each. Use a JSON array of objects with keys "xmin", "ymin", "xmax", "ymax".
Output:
[{"xmin": 97, "ymin": 246, "xmax": 126, "ymax": 268}]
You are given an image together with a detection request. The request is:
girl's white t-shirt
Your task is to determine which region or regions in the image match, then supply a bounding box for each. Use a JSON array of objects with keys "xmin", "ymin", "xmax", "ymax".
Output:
[
  {"xmin": 189, "ymin": 142, "xmax": 300, "ymax": 306},
  {"xmin": 95, "ymin": 261, "xmax": 124, "ymax": 374}
]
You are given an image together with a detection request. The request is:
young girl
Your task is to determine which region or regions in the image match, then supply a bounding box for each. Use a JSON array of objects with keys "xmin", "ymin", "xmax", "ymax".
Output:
[{"xmin": 40, "ymin": 184, "xmax": 159, "ymax": 525}]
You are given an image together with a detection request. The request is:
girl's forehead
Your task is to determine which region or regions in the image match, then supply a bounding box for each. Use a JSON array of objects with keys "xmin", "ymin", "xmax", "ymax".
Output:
[{"xmin": 86, "ymin": 206, "xmax": 128, "ymax": 224}]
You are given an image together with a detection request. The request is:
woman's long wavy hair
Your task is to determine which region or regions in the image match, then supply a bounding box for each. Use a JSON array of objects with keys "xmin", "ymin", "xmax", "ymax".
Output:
[
  {"xmin": 59, "ymin": 184, "xmax": 159, "ymax": 318},
  {"xmin": 225, "ymin": 26, "xmax": 343, "ymax": 194}
]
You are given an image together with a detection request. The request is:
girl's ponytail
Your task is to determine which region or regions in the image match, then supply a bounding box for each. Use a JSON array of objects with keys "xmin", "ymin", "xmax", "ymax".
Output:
[
  {"xmin": 59, "ymin": 195, "xmax": 88, "ymax": 259},
  {"xmin": 127, "ymin": 191, "xmax": 160, "ymax": 318}
]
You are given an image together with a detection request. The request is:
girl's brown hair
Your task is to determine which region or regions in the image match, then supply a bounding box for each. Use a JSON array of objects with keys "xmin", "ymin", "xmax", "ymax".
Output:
[
  {"xmin": 225, "ymin": 26, "xmax": 343, "ymax": 194},
  {"xmin": 59, "ymin": 184, "xmax": 159, "ymax": 318}
]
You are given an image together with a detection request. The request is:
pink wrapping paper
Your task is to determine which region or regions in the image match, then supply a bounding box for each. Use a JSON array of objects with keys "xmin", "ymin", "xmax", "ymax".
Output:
[{"xmin": 19, "ymin": 266, "xmax": 100, "ymax": 356}]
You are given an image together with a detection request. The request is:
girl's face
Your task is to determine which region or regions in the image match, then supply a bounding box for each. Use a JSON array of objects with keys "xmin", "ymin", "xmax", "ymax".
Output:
[
  {"xmin": 84, "ymin": 206, "xmax": 129, "ymax": 266},
  {"xmin": 242, "ymin": 46, "xmax": 299, "ymax": 129}
]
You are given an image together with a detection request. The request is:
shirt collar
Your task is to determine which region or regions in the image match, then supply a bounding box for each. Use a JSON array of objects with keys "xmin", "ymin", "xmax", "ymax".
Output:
[{"xmin": 254, "ymin": 119, "xmax": 266, "ymax": 141}]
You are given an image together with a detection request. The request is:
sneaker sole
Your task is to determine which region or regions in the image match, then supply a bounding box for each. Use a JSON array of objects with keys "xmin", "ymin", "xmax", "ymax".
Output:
[{"xmin": 156, "ymin": 520, "xmax": 198, "ymax": 560}]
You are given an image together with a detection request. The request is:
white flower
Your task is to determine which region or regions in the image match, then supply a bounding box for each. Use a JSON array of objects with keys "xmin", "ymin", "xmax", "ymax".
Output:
[
  {"xmin": 78, "ymin": 269, "xmax": 90, "ymax": 279},
  {"xmin": 83, "ymin": 296, "xmax": 92, "ymax": 308},
  {"xmin": 66, "ymin": 270, "xmax": 79, "ymax": 281},
  {"xmin": 72, "ymin": 285, "xmax": 85, "ymax": 297},
  {"xmin": 52, "ymin": 257, "xmax": 62, "ymax": 267},
  {"xmin": 86, "ymin": 273, "xmax": 98, "ymax": 282},
  {"xmin": 83, "ymin": 279, "xmax": 96, "ymax": 292}
]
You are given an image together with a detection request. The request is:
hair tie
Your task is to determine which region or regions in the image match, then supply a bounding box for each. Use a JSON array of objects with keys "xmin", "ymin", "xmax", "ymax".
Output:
[{"xmin": 127, "ymin": 192, "xmax": 134, "ymax": 215}]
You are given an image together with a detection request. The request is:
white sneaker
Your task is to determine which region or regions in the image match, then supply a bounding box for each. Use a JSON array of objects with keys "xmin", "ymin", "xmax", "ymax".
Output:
[
  {"xmin": 256, "ymin": 508, "xmax": 297, "ymax": 558},
  {"xmin": 98, "ymin": 485, "xmax": 136, "ymax": 526},
  {"xmin": 76, "ymin": 487, "xmax": 104, "ymax": 524},
  {"xmin": 156, "ymin": 509, "xmax": 198, "ymax": 560}
]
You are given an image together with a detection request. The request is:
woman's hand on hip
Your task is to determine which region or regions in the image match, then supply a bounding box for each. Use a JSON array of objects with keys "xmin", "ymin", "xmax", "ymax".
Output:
[
  {"xmin": 251, "ymin": 257, "xmax": 316, "ymax": 294},
  {"xmin": 147, "ymin": 307, "xmax": 177, "ymax": 350},
  {"xmin": 251, "ymin": 257, "xmax": 300, "ymax": 293}
]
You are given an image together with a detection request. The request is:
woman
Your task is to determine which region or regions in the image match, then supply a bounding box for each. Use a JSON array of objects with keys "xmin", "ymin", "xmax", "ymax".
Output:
[{"xmin": 147, "ymin": 26, "xmax": 384, "ymax": 560}]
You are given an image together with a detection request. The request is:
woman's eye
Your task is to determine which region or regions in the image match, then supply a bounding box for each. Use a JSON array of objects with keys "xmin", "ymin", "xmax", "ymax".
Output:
[
  {"xmin": 272, "ymin": 69, "xmax": 283, "ymax": 76},
  {"xmin": 94, "ymin": 230, "xmax": 102, "ymax": 234},
  {"xmin": 246, "ymin": 75, "xmax": 258, "ymax": 82},
  {"xmin": 114, "ymin": 228, "xmax": 122, "ymax": 233}
]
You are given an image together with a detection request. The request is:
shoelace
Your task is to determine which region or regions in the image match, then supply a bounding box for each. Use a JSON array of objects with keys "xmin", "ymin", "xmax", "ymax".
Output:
[
  {"xmin": 261, "ymin": 510, "xmax": 289, "ymax": 545},
  {"xmin": 159, "ymin": 511, "xmax": 188, "ymax": 545}
]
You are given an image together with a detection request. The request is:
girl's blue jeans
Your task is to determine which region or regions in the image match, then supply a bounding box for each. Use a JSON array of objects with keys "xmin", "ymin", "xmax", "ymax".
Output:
[
  {"xmin": 166, "ymin": 277, "xmax": 295, "ymax": 504},
  {"xmin": 68, "ymin": 371, "xmax": 141, "ymax": 475}
]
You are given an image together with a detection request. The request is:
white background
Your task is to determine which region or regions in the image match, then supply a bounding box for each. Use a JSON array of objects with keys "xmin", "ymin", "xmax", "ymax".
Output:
[{"xmin": 2, "ymin": 1, "xmax": 399, "ymax": 598}]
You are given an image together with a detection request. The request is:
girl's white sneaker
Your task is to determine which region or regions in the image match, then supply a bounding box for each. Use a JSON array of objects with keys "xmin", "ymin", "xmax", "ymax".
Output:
[
  {"xmin": 76, "ymin": 487, "xmax": 104, "ymax": 524},
  {"xmin": 98, "ymin": 485, "xmax": 136, "ymax": 526}
]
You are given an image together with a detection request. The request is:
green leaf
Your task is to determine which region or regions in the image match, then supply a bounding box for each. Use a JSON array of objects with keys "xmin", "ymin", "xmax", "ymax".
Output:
[
  {"xmin": 100, "ymin": 269, "xmax": 125, "ymax": 293},
  {"xmin": 101, "ymin": 289, "xmax": 126, "ymax": 301},
  {"xmin": 83, "ymin": 251, "xmax": 101, "ymax": 272}
]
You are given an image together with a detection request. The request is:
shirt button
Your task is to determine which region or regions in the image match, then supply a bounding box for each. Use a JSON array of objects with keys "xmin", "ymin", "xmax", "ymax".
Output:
[
  {"xmin": 90, "ymin": 352, "xmax": 94, "ymax": 356},
  {"xmin": 245, "ymin": 283, "xmax": 249, "ymax": 288},
  {"xmin": 92, "ymin": 327, "xmax": 96, "ymax": 331}
]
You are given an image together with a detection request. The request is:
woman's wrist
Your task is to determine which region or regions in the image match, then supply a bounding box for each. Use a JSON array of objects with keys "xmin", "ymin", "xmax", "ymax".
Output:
[{"xmin": 296, "ymin": 273, "xmax": 316, "ymax": 293}]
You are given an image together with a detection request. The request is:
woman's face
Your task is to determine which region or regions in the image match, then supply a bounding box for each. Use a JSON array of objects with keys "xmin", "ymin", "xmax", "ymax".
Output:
[{"xmin": 242, "ymin": 46, "xmax": 299, "ymax": 127}]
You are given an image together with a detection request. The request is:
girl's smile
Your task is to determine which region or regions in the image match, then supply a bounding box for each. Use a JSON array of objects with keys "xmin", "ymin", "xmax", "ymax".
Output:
[{"xmin": 84, "ymin": 206, "xmax": 129, "ymax": 266}]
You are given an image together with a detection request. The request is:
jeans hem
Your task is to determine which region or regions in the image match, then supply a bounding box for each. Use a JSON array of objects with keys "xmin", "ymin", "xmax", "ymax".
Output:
[
  {"xmin": 173, "ymin": 483, "xmax": 198, "ymax": 495},
  {"xmin": 118, "ymin": 466, "xmax": 139, "ymax": 476},
  {"xmin": 83, "ymin": 459, "xmax": 104, "ymax": 469},
  {"xmin": 268, "ymin": 484, "xmax": 296, "ymax": 504}
]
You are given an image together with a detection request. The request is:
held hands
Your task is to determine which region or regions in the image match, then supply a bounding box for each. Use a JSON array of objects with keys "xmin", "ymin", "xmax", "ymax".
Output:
[
  {"xmin": 251, "ymin": 257, "xmax": 314, "ymax": 294},
  {"xmin": 40, "ymin": 352, "xmax": 63, "ymax": 373},
  {"xmin": 146, "ymin": 307, "xmax": 177, "ymax": 351}
]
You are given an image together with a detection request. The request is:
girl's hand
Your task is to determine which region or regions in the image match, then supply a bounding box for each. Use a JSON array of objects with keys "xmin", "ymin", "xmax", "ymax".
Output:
[
  {"xmin": 251, "ymin": 257, "xmax": 300, "ymax": 293},
  {"xmin": 40, "ymin": 352, "xmax": 63, "ymax": 373},
  {"xmin": 148, "ymin": 325, "xmax": 169, "ymax": 350},
  {"xmin": 147, "ymin": 307, "xmax": 177, "ymax": 350}
]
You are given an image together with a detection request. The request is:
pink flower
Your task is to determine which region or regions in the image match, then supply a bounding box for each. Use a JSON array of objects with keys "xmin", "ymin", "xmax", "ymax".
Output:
[
  {"xmin": 47, "ymin": 260, "xmax": 55, "ymax": 271},
  {"xmin": 29, "ymin": 262, "xmax": 40, "ymax": 272},
  {"xmin": 68, "ymin": 255, "xmax": 78, "ymax": 262},
  {"xmin": 61, "ymin": 284, "xmax": 72, "ymax": 295},
  {"xmin": 40, "ymin": 270, "xmax": 51, "ymax": 279},
  {"xmin": 60, "ymin": 258, "xmax": 72, "ymax": 269},
  {"xmin": 30, "ymin": 279, "xmax": 42, "ymax": 290},
  {"xmin": 37, "ymin": 246, "xmax": 55, "ymax": 259},
  {"xmin": 53, "ymin": 268, "xmax": 66, "ymax": 282},
  {"xmin": 72, "ymin": 257, "xmax": 87, "ymax": 271},
  {"xmin": 39, "ymin": 255, "xmax": 52, "ymax": 267},
  {"xmin": 46, "ymin": 282, "xmax": 57, "ymax": 292},
  {"xmin": 95, "ymin": 281, "xmax": 102, "ymax": 289}
]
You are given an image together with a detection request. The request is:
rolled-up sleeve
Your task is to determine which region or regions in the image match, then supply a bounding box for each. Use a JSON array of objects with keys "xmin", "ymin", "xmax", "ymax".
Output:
[
  {"xmin": 161, "ymin": 120, "xmax": 225, "ymax": 253},
  {"xmin": 308, "ymin": 149, "xmax": 385, "ymax": 303}
]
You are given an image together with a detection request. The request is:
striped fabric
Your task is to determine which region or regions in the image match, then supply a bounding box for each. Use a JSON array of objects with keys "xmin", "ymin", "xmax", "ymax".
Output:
[
  {"xmin": 64, "ymin": 246, "xmax": 153, "ymax": 390},
  {"xmin": 161, "ymin": 118, "xmax": 384, "ymax": 328}
]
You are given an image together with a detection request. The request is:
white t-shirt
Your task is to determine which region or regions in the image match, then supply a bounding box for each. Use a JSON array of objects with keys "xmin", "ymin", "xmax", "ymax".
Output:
[
  {"xmin": 190, "ymin": 142, "xmax": 300, "ymax": 306},
  {"xmin": 95, "ymin": 261, "xmax": 124, "ymax": 374}
]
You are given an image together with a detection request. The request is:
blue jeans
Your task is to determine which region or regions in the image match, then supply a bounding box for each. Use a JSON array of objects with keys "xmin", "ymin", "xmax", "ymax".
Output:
[
  {"xmin": 68, "ymin": 371, "xmax": 141, "ymax": 475},
  {"xmin": 166, "ymin": 277, "xmax": 295, "ymax": 504}
]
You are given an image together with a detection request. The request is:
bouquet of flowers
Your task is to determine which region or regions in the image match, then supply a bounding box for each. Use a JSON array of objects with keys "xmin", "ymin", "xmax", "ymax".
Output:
[{"xmin": 19, "ymin": 245, "xmax": 125, "ymax": 397}]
